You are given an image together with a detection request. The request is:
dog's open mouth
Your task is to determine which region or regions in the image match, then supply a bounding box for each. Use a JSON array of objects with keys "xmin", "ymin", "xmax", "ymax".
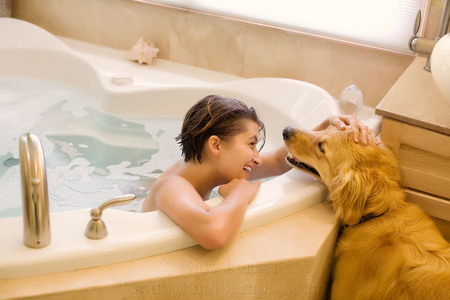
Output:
[{"xmin": 286, "ymin": 154, "xmax": 320, "ymax": 177}]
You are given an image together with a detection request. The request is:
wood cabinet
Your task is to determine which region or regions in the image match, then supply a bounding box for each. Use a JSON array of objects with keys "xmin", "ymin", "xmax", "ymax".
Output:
[
  {"xmin": 378, "ymin": 118, "xmax": 450, "ymax": 220},
  {"xmin": 376, "ymin": 56, "xmax": 450, "ymax": 239}
]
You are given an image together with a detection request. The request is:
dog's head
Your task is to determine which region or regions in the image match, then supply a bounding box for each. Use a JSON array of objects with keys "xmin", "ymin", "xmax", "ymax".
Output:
[{"xmin": 283, "ymin": 125, "xmax": 404, "ymax": 226}]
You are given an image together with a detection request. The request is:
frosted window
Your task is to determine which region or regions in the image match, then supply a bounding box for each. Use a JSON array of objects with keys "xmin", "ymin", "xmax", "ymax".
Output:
[{"xmin": 143, "ymin": 0, "xmax": 425, "ymax": 53}]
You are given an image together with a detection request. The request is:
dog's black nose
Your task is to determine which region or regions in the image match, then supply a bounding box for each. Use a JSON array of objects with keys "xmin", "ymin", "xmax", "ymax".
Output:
[{"xmin": 283, "ymin": 126, "xmax": 294, "ymax": 140}]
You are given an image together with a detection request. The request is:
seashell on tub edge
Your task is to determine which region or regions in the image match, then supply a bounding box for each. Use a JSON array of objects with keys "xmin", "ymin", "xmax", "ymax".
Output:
[{"xmin": 126, "ymin": 37, "xmax": 159, "ymax": 65}]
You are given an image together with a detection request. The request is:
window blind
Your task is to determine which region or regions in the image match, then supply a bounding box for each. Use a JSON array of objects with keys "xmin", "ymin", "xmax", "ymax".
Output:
[{"xmin": 143, "ymin": 0, "xmax": 425, "ymax": 53}]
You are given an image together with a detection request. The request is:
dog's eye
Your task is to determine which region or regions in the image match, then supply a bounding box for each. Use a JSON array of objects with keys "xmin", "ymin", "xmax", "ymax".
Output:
[{"xmin": 318, "ymin": 141, "xmax": 325, "ymax": 154}]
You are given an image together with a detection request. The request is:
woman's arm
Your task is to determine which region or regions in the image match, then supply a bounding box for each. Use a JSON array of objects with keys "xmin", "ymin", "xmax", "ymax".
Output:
[
  {"xmin": 249, "ymin": 146, "xmax": 291, "ymax": 180},
  {"xmin": 249, "ymin": 115, "xmax": 379, "ymax": 180},
  {"xmin": 156, "ymin": 176, "xmax": 260, "ymax": 250}
]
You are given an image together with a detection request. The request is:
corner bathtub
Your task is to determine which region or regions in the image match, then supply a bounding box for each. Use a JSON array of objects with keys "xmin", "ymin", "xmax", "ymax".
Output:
[{"xmin": 0, "ymin": 19, "xmax": 338, "ymax": 279}]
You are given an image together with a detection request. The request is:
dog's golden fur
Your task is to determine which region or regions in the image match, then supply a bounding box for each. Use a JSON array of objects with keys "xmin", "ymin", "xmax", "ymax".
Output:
[{"xmin": 283, "ymin": 125, "xmax": 450, "ymax": 300}]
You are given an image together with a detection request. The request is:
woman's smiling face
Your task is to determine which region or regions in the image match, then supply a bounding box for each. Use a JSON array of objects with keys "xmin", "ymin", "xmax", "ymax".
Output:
[{"xmin": 217, "ymin": 119, "xmax": 262, "ymax": 181}]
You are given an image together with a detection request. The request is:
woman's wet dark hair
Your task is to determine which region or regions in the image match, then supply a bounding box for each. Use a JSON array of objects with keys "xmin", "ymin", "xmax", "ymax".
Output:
[{"xmin": 176, "ymin": 95, "xmax": 266, "ymax": 163}]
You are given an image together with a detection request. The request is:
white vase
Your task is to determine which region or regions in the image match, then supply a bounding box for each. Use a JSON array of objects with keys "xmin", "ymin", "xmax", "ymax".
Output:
[{"xmin": 431, "ymin": 33, "xmax": 450, "ymax": 107}]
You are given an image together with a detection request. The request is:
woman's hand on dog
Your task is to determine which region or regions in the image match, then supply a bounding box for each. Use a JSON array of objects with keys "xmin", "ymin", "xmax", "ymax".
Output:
[{"xmin": 315, "ymin": 115, "xmax": 380, "ymax": 145}]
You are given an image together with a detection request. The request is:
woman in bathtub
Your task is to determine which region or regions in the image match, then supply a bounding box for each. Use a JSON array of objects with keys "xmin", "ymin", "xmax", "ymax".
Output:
[{"xmin": 141, "ymin": 95, "xmax": 377, "ymax": 249}]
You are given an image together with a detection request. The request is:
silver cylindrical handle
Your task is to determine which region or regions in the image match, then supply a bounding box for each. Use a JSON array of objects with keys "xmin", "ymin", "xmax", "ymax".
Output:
[
  {"xmin": 437, "ymin": 0, "xmax": 450, "ymax": 38},
  {"xmin": 85, "ymin": 194, "xmax": 136, "ymax": 240}
]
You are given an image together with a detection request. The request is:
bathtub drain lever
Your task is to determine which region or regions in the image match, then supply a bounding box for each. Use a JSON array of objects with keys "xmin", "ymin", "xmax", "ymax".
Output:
[{"xmin": 85, "ymin": 194, "xmax": 136, "ymax": 239}]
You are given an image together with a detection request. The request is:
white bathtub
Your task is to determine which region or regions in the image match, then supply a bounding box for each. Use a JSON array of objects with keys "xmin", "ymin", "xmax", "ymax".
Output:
[{"xmin": 0, "ymin": 19, "xmax": 338, "ymax": 279}]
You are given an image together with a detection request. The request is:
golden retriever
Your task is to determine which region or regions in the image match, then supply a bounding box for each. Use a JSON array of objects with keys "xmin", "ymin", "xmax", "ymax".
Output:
[{"xmin": 282, "ymin": 125, "xmax": 450, "ymax": 300}]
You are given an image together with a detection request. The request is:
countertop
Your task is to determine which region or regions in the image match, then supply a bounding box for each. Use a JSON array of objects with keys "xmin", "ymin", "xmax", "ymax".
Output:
[{"xmin": 376, "ymin": 56, "xmax": 450, "ymax": 135}]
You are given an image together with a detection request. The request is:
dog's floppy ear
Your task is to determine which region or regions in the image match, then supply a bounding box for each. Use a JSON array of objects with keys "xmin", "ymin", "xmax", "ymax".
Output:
[
  {"xmin": 330, "ymin": 164, "xmax": 370, "ymax": 226},
  {"xmin": 330, "ymin": 145, "xmax": 404, "ymax": 226}
]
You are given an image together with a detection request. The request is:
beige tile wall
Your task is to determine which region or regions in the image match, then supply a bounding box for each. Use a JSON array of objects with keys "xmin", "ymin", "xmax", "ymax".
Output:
[{"xmin": 11, "ymin": 0, "xmax": 421, "ymax": 107}]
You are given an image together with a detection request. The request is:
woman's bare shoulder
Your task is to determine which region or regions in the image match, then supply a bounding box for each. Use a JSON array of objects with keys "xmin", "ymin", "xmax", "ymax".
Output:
[{"xmin": 142, "ymin": 174, "xmax": 193, "ymax": 212}]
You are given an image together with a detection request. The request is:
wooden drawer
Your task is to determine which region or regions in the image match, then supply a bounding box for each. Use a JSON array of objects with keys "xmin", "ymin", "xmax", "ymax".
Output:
[
  {"xmin": 380, "ymin": 118, "xmax": 450, "ymax": 214},
  {"xmin": 405, "ymin": 189, "xmax": 450, "ymax": 222},
  {"xmin": 398, "ymin": 144, "xmax": 450, "ymax": 199},
  {"xmin": 380, "ymin": 118, "xmax": 450, "ymax": 157}
]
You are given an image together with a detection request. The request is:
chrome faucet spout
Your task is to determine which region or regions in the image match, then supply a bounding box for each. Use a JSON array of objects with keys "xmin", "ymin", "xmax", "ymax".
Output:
[
  {"xmin": 19, "ymin": 133, "xmax": 51, "ymax": 248},
  {"xmin": 409, "ymin": 0, "xmax": 450, "ymax": 71}
]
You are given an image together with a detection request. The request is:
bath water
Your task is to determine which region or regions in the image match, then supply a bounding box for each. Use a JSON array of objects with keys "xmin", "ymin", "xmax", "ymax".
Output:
[{"xmin": 0, "ymin": 78, "xmax": 182, "ymax": 217}]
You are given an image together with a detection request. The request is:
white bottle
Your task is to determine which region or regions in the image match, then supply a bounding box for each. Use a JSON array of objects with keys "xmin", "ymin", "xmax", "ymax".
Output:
[{"xmin": 338, "ymin": 84, "xmax": 363, "ymax": 116}]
